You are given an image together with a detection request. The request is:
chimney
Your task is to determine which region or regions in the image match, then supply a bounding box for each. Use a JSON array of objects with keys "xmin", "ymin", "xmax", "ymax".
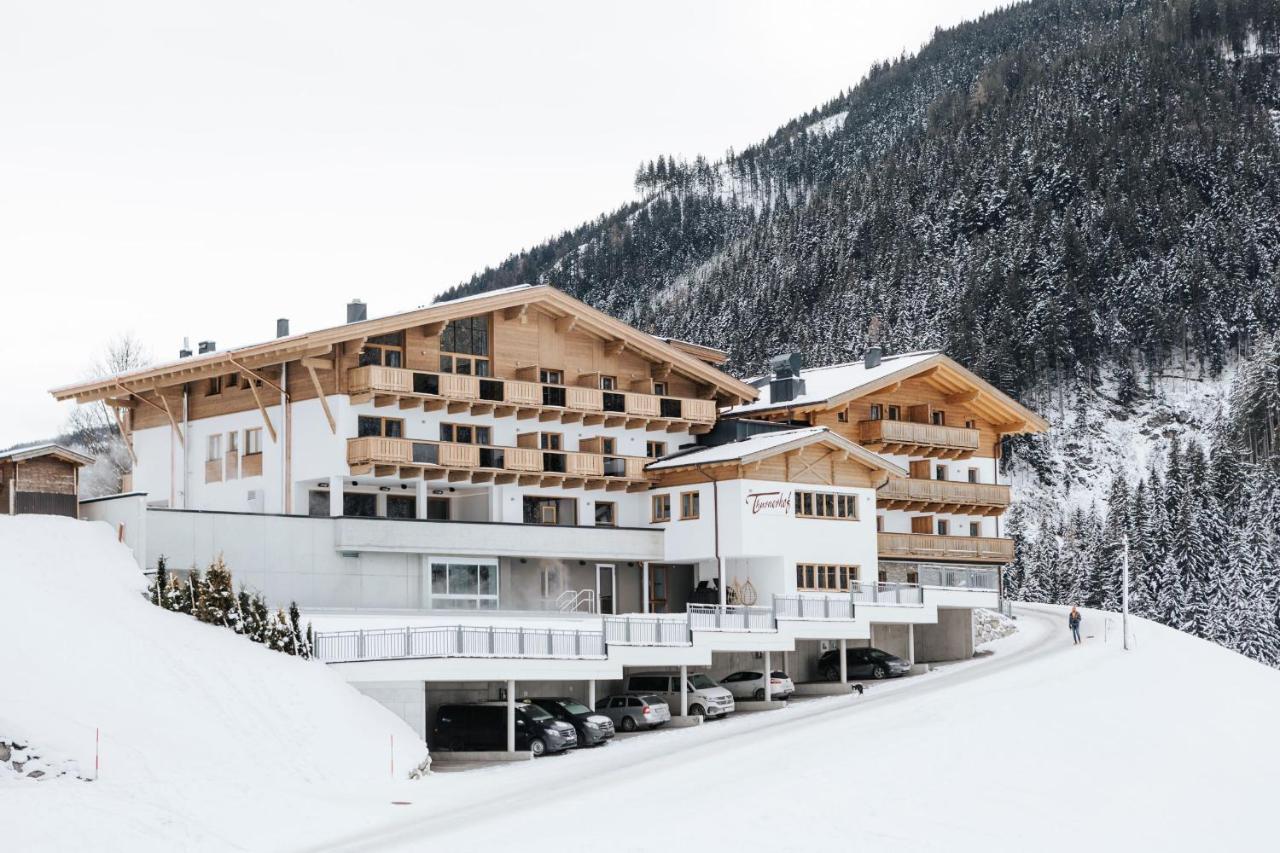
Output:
[
  {"xmin": 197, "ymin": 340, "xmax": 216, "ymax": 354},
  {"xmin": 179, "ymin": 337, "xmax": 192, "ymax": 359},
  {"xmin": 864, "ymin": 345, "xmax": 882, "ymax": 369},
  {"xmin": 276, "ymin": 318, "xmax": 290, "ymax": 338},
  {"xmin": 347, "ymin": 299, "xmax": 367, "ymax": 323},
  {"xmin": 768, "ymin": 352, "xmax": 806, "ymax": 403}
]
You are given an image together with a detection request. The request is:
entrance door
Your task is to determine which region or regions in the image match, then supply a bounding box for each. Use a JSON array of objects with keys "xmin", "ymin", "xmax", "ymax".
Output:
[
  {"xmin": 595, "ymin": 564, "xmax": 616, "ymax": 615},
  {"xmin": 649, "ymin": 565, "xmax": 669, "ymax": 613}
]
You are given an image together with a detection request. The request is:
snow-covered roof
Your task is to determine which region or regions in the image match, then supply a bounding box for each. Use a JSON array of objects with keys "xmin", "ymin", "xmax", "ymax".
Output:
[
  {"xmin": 646, "ymin": 426, "xmax": 907, "ymax": 478},
  {"xmin": 731, "ymin": 351, "xmax": 941, "ymax": 415},
  {"xmin": 0, "ymin": 443, "xmax": 94, "ymax": 466}
]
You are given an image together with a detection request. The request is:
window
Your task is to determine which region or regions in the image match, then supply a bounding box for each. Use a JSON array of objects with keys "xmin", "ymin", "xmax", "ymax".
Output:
[
  {"xmin": 968, "ymin": 467, "xmax": 979, "ymax": 483},
  {"xmin": 440, "ymin": 423, "xmax": 490, "ymax": 445},
  {"xmin": 837, "ymin": 409, "xmax": 849, "ymax": 423},
  {"xmin": 540, "ymin": 432, "xmax": 562, "ymax": 451},
  {"xmin": 226, "ymin": 431, "xmax": 238, "ymax": 454},
  {"xmin": 794, "ymin": 490, "xmax": 858, "ymax": 520},
  {"xmin": 876, "ymin": 514, "xmax": 884, "ymax": 531},
  {"xmin": 795, "ymin": 563, "xmax": 858, "ymax": 592},
  {"xmin": 206, "ymin": 376, "xmax": 222, "ymax": 396},
  {"xmin": 937, "ymin": 519, "xmax": 949, "ymax": 536},
  {"xmin": 878, "ymin": 569, "xmax": 888, "ymax": 582},
  {"xmin": 680, "ymin": 491, "xmax": 700, "ymax": 520},
  {"xmin": 523, "ymin": 496, "xmax": 576, "ymax": 526},
  {"xmin": 887, "ymin": 405, "xmax": 900, "ymax": 421},
  {"xmin": 226, "ymin": 372, "xmax": 239, "ymax": 389},
  {"xmin": 387, "ymin": 494, "xmax": 416, "ymax": 519},
  {"xmin": 964, "ymin": 419, "xmax": 976, "ymax": 429},
  {"xmin": 358, "ymin": 416, "xmax": 403, "ymax": 438},
  {"xmin": 646, "ymin": 441, "xmax": 667, "ymax": 458},
  {"xmin": 343, "ymin": 493, "xmax": 377, "ymax": 517},
  {"xmin": 429, "ymin": 560, "xmax": 498, "ymax": 609},
  {"xmin": 307, "ymin": 490, "xmax": 330, "ymax": 516},
  {"xmin": 244, "ymin": 428, "xmax": 262, "ymax": 455},
  {"xmin": 594, "ymin": 501, "xmax": 616, "ymax": 527},
  {"xmin": 439, "ymin": 315, "xmax": 490, "ymax": 376},
  {"xmin": 651, "ymin": 493, "xmax": 672, "ymax": 523},
  {"xmin": 359, "ymin": 332, "xmax": 404, "ymax": 369},
  {"xmin": 969, "ymin": 522, "xmax": 981, "ymax": 537},
  {"xmin": 907, "ymin": 571, "xmax": 919, "ymax": 584},
  {"xmin": 869, "ymin": 404, "xmax": 882, "ymax": 420},
  {"xmin": 206, "ymin": 434, "xmax": 222, "ymax": 462},
  {"xmin": 935, "ymin": 466, "xmax": 947, "ymax": 481},
  {"xmin": 653, "ymin": 381, "xmax": 668, "ymax": 396},
  {"xmin": 932, "ymin": 410, "xmax": 946, "ymax": 426},
  {"xmin": 600, "ymin": 437, "xmax": 616, "ymax": 455},
  {"xmin": 427, "ymin": 497, "xmax": 450, "ymax": 520},
  {"xmin": 599, "ymin": 375, "xmax": 616, "ymax": 391},
  {"xmin": 539, "ymin": 368, "xmax": 564, "ymax": 385}
]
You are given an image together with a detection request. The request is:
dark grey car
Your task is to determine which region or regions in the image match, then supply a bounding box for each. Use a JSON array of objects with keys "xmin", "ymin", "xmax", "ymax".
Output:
[{"xmin": 819, "ymin": 647, "xmax": 912, "ymax": 681}]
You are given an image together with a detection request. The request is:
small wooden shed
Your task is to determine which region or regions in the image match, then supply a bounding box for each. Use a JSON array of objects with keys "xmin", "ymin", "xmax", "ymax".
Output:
[{"xmin": 0, "ymin": 444, "xmax": 94, "ymax": 519}]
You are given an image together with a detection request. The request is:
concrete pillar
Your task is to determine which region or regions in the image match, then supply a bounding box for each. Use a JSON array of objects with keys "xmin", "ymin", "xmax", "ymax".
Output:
[
  {"xmin": 506, "ymin": 680, "xmax": 516, "ymax": 752},
  {"xmin": 783, "ymin": 650, "xmax": 790, "ymax": 677},
  {"xmin": 328, "ymin": 476, "xmax": 344, "ymax": 517},
  {"xmin": 907, "ymin": 624, "xmax": 916, "ymax": 664},
  {"xmin": 415, "ymin": 479, "xmax": 428, "ymax": 519},
  {"xmin": 642, "ymin": 562, "xmax": 650, "ymax": 614},
  {"xmin": 839, "ymin": 638, "xmax": 848, "ymax": 683},
  {"xmin": 680, "ymin": 665, "xmax": 688, "ymax": 716},
  {"xmin": 764, "ymin": 651, "xmax": 772, "ymax": 701},
  {"xmin": 588, "ymin": 680, "xmax": 596, "ymax": 709}
]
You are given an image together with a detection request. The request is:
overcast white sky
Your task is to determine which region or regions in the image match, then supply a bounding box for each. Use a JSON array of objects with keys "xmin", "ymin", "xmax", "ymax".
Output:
[{"xmin": 1, "ymin": 0, "xmax": 1004, "ymax": 447}]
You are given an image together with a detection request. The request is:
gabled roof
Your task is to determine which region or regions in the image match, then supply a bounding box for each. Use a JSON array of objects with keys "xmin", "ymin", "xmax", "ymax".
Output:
[
  {"xmin": 652, "ymin": 336, "xmax": 730, "ymax": 366},
  {"xmin": 50, "ymin": 284, "xmax": 759, "ymax": 406},
  {"xmin": 645, "ymin": 427, "xmax": 908, "ymax": 479},
  {"xmin": 0, "ymin": 443, "xmax": 94, "ymax": 467},
  {"xmin": 730, "ymin": 351, "xmax": 1048, "ymax": 435}
]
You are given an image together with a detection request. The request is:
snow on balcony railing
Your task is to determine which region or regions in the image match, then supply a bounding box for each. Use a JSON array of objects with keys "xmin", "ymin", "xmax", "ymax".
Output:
[
  {"xmin": 312, "ymin": 624, "xmax": 606, "ymax": 663},
  {"xmin": 686, "ymin": 604, "xmax": 775, "ymax": 632},
  {"xmin": 772, "ymin": 594, "xmax": 855, "ymax": 620},
  {"xmin": 917, "ymin": 565, "xmax": 999, "ymax": 591},
  {"xmin": 849, "ymin": 582, "xmax": 924, "ymax": 606},
  {"xmin": 602, "ymin": 614, "xmax": 691, "ymax": 646}
]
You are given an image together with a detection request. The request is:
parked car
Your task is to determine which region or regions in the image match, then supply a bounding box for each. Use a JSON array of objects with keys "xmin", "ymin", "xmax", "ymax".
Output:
[
  {"xmin": 432, "ymin": 701, "xmax": 578, "ymax": 756},
  {"xmin": 719, "ymin": 670, "xmax": 796, "ymax": 701},
  {"xmin": 818, "ymin": 647, "xmax": 911, "ymax": 681},
  {"xmin": 625, "ymin": 672, "xmax": 735, "ymax": 718},
  {"xmin": 527, "ymin": 697, "xmax": 616, "ymax": 747},
  {"xmin": 594, "ymin": 694, "xmax": 671, "ymax": 731}
]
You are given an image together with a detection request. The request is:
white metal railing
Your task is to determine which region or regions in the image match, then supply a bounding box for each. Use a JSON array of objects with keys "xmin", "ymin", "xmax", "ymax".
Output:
[
  {"xmin": 556, "ymin": 589, "xmax": 597, "ymax": 613},
  {"xmin": 687, "ymin": 604, "xmax": 776, "ymax": 632},
  {"xmin": 602, "ymin": 614, "xmax": 692, "ymax": 646},
  {"xmin": 773, "ymin": 594, "xmax": 855, "ymax": 620},
  {"xmin": 850, "ymin": 582, "xmax": 924, "ymax": 606},
  {"xmin": 917, "ymin": 565, "xmax": 999, "ymax": 591},
  {"xmin": 312, "ymin": 624, "xmax": 607, "ymax": 663}
]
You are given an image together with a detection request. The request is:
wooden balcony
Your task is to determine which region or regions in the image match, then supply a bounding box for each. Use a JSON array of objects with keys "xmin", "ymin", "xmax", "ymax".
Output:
[
  {"xmin": 858, "ymin": 419, "xmax": 980, "ymax": 459},
  {"xmin": 877, "ymin": 532, "xmax": 1014, "ymax": 563},
  {"xmin": 346, "ymin": 437, "xmax": 651, "ymax": 492},
  {"xmin": 876, "ymin": 478, "xmax": 1011, "ymax": 516},
  {"xmin": 348, "ymin": 365, "xmax": 717, "ymax": 433}
]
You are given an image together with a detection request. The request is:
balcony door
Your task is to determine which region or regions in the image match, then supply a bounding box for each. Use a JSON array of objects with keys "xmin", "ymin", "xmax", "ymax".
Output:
[
  {"xmin": 649, "ymin": 565, "xmax": 669, "ymax": 613},
  {"xmin": 595, "ymin": 564, "xmax": 617, "ymax": 615}
]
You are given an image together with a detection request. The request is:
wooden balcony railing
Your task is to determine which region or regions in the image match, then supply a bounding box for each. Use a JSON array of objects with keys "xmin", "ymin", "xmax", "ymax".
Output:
[
  {"xmin": 877, "ymin": 478, "xmax": 1011, "ymax": 515},
  {"xmin": 348, "ymin": 365, "xmax": 717, "ymax": 431},
  {"xmin": 877, "ymin": 532, "xmax": 1014, "ymax": 563},
  {"xmin": 858, "ymin": 419, "xmax": 981, "ymax": 458},
  {"xmin": 346, "ymin": 437, "xmax": 652, "ymax": 492}
]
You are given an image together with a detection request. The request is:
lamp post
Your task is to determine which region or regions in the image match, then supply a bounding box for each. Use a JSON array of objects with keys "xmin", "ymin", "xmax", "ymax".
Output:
[{"xmin": 1122, "ymin": 534, "xmax": 1130, "ymax": 651}]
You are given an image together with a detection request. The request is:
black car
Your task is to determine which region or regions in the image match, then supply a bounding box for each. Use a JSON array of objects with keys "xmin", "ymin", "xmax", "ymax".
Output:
[
  {"xmin": 818, "ymin": 646, "xmax": 912, "ymax": 681},
  {"xmin": 527, "ymin": 697, "xmax": 616, "ymax": 747},
  {"xmin": 432, "ymin": 702, "xmax": 578, "ymax": 756}
]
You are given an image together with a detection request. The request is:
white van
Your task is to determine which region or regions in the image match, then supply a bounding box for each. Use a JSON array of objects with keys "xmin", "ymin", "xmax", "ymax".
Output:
[{"xmin": 625, "ymin": 672, "xmax": 735, "ymax": 718}]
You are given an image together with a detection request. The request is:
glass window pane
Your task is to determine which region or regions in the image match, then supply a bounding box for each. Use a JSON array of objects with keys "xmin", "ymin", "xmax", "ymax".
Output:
[
  {"xmin": 440, "ymin": 354, "xmax": 453, "ymax": 373},
  {"xmin": 386, "ymin": 350, "xmax": 402, "ymax": 368},
  {"xmin": 478, "ymin": 564, "xmax": 495, "ymax": 595},
  {"xmin": 441, "ymin": 323, "xmax": 455, "ymax": 353},
  {"xmin": 385, "ymin": 420, "xmax": 403, "ymax": 438},
  {"xmin": 431, "ymin": 565, "xmax": 447, "ymax": 594},
  {"xmin": 449, "ymin": 564, "xmax": 478, "ymax": 595}
]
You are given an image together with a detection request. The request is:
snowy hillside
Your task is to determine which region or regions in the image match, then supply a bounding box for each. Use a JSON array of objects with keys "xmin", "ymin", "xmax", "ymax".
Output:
[{"xmin": 0, "ymin": 516, "xmax": 428, "ymax": 851}]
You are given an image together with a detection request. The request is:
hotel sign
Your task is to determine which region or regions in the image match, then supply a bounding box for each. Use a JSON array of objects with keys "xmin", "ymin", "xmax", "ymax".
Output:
[{"xmin": 745, "ymin": 490, "xmax": 792, "ymax": 516}]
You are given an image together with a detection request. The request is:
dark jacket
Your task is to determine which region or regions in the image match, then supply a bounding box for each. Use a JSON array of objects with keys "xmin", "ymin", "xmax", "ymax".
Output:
[{"xmin": 1068, "ymin": 612, "xmax": 1082, "ymax": 628}]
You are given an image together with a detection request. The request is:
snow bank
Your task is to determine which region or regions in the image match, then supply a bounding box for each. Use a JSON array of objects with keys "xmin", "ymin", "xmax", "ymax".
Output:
[
  {"xmin": 0, "ymin": 516, "xmax": 427, "ymax": 849},
  {"xmin": 973, "ymin": 607, "xmax": 1017, "ymax": 646}
]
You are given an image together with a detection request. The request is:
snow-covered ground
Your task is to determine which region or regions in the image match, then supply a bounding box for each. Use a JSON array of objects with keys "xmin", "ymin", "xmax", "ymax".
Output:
[{"xmin": 6, "ymin": 516, "xmax": 1280, "ymax": 851}]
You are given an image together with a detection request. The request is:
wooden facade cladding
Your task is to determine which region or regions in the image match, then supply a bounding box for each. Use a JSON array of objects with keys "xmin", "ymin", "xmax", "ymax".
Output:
[
  {"xmin": 876, "ymin": 478, "xmax": 1011, "ymax": 515},
  {"xmin": 651, "ymin": 445, "xmax": 882, "ymax": 490},
  {"xmin": 348, "ymin": 365, "xmax": 716, "ymax": 432},
  {"xmin": 1, "ymin": 450, "xmax": 88, "ymax": 518},
  {"xmin": 346, "ymin": 437, "xmax": 651, "ymax": 492},
  {"xmin": 857, "ymin": 419, "xmax": 980, "ymax": 458},
  {"xmin": 877, "ymin": 531, "xmax": 1014, "ymax": 563}
]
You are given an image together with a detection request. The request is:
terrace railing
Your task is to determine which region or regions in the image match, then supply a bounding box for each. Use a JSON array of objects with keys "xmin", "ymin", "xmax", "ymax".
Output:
[
  {"xmin": 849, "ymin": 582, "xmax": 924, "ymax": 606},
  {"xmin": 686, "ymin": 604, "xmax": 776, "ymax": 632},
  {"xmin": 602, "ymin": 614, "xmax": 692, "ymax": 646},
  {"xmin": 312, "ymin": 624, "xmax": 607, "ymax": 663},
  {"xmin": 772, "ymin": 594, "xmax": 855, "ymax": 620},
  {"xmin": 916, "ymin": 564, "xmax": 1000, "ymax": 591}
]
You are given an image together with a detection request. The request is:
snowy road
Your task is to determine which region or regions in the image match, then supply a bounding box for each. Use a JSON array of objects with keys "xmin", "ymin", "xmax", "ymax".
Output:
[{"xmin": 309, "ymin": 606, "xmax": 1082, "ymax": 853}]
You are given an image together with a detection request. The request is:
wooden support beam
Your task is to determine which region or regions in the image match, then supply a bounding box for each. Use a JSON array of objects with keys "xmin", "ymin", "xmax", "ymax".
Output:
[
  {"xmin": 400, "ymin": 397, "xmax": 422, "ymax": 410},
  {"xmin": 471, "ymin": 403, "xmax": 495, "ymax": 416},
  {"xmin": 229, "ymin": 358, "xmax": 287, "ymax": 397},
  {"xmin": 245, "ymin": 375, "xmax": 278, "ymax": 443},
  {"xmin": 503, "ymin": 304, "xmax": 530, "ymax": 323},
  {"xmin": 301, "ymin": 356, "xmax": 333, "ymax": 371},
  {"xmin": 516, "ymin": 408, "xmax": 539, "ymax": 420},
  {"xmin": 554, "ymin": 314, "xmax": 577, "ymax": 334},
  {"xmin": 155, "ymin": 390, "xmax": 185, "ymax": 448},
  {"xmin": 447, "ymin": 470, "xmax": 470, "ymax": 482},
  {"xmin": 349, "ymin": 463, "xmax": 373, "ymax": 476},
  {"xmin": 495, "ymin": 473, "xmax": 517, "ymax": 485},
  {"xmin": 422, "ymin": 321, "xmax": 445, "ymax": 337},
  {"xmin": 112, "ymin": 406, "xmax": 137, "ymax": 464},
  {"xmin": 447, "ymin": 402, "xmax": 470, "ymax": 414},
  {"xmin": 559, "ymin": 411, "xmax": 584, "ymax": 424},
  {"xmin": 945, "ymin": 389, "xmax": 981, "ymax": 405},
  {"xmin": 518, "ymin": 475, "xmax": 541, "ymax": 486},
  {"xmin": 651, "ymin": 361, "xmax": 672, "ymax": 380},
  {"xmin": 583, "ymin": 414, "xmax": 605, "ymax": 426},
  {"xmin": 306, "ymin": 365, "xmax": 337, "ymax": 434},
  {"xmin": 538, "ymin": 411, "xmax": 561, "ymax": 423},
  {"xmin": 603, "ymin": 339, "xmax": 626, "ymax": 357},
  {"xmin": 374, "ymin": 465, "xmax": 398, "ymax": 478},
  {"xmin": 606, "ymin": 481, "xmax": 628, "ymax": 492},
  {"xmin": 424, "ymin": 399, "xmax": 446, "ymax": 412}
]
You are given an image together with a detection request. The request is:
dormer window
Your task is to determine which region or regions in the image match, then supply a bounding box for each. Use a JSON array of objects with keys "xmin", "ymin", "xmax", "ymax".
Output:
[
  {"xmin": 360, "ymin": 332, "xmax": 404, "ymax": 368},
  {"xmin": 440, "ymin": 316, "xmax": 489, "ymax": 376}
]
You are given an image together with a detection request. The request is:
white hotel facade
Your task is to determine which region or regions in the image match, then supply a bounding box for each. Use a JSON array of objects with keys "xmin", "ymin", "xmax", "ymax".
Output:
[{"xmin": 58, "ymin": 285, "xmax": 1047, "ymax": 743}]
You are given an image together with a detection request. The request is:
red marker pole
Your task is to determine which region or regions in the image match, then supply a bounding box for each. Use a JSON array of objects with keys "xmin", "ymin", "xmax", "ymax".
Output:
[
  {"xmin": 390, "ymin": 734, "xmax": 395, "ymax": 779},
  {"xmin": 95, "ymin": 727, "xmax": 100, "ymax": 781}
]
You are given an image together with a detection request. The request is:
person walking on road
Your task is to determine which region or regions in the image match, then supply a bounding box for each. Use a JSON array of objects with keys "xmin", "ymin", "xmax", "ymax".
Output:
[{"xmin": 1069, "ymin": 607, "xmax": 1082, "ymax": 645}]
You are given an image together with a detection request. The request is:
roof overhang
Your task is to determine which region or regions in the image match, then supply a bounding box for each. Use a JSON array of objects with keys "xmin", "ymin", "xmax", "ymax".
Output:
[
  {"xmin": 648, "ymin": 428, "xmax": 908, "ymax": 480},
  {"xmin": 0, "ymin": 444, "xmax": 95, "ymax": 467},
  {"xmin": 51, "ymin": 285, "xmax": 760, "ymax": 406},
  {"xmin": 738, "ymin": 353, "xmax": 1049, "ymax": 436}
]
